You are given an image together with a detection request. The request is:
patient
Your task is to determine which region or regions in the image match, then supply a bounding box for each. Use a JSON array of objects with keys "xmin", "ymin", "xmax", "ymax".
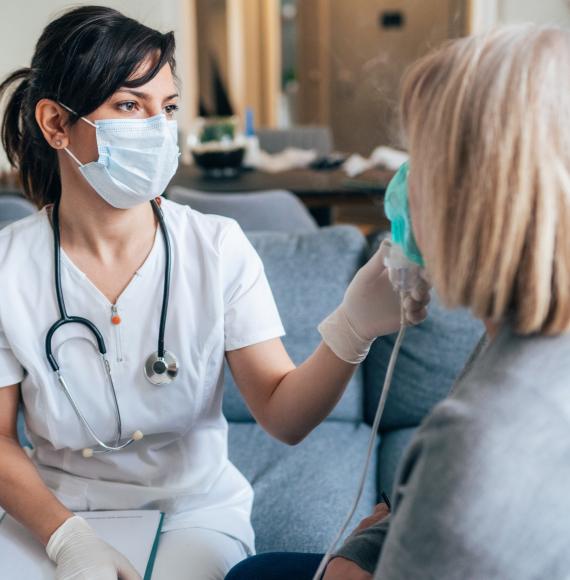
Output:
[{"xmin": 227, "ymin": 24, "xmax": 570, "ymax": 580}]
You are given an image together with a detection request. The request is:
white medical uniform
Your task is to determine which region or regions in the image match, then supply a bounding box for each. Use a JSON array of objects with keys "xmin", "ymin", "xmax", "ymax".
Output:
[{"xmin": 0, "ymin": 199, "xmax": 285, "ymax": 577}]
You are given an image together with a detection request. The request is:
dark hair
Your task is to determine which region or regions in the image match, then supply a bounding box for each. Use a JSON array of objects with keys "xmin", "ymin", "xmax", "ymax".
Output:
[{"xmin": 0, "ymin": 5, "xmax": 176, "ymax": 208}]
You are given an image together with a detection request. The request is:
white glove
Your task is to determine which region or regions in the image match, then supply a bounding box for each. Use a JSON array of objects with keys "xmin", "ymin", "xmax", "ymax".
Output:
[
  {"xmin": 318, "ymin": 240, "xmax": 431, "ymax": 364},
  {"xmin": 46, "ymin": 516, "xmax": 141, "ymax": 580}
]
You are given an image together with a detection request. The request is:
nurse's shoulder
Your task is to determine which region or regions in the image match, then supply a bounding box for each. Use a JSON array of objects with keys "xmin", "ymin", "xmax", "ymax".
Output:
[
  {"xmin": 161, "ymin": 198, "xmax": 249, "ymax": 256},
  {"xmin": 0, "ymin": 208, "xmax": 48, "ymax": 273}
]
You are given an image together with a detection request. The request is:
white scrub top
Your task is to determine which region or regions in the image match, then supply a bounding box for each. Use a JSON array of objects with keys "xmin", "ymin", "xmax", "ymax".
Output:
[{"xmin": 0, "ymin": 199, "xmax": 285, "ymax": 553}]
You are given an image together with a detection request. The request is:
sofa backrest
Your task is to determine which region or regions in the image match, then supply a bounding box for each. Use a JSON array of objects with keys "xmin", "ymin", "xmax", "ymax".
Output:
[
  {"xmin": 364, "ymin": 293, "xmax": 485, "ymax": 431},
  {"xmin": 168, "ymin": 186, "xmax": 319, "ymax": 234},
  {"xmin": 223, "ymin": 225, "xmax": 368, "ymax": 423},
  {"xmin": 0, "ymin": 194, "xmax": 36, "ymax": 230}
]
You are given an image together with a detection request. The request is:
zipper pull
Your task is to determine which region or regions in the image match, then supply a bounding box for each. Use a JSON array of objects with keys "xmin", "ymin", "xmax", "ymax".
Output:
[{"xmin": 111, "ymin": 305, "xmax": 121, "ymax": 325}]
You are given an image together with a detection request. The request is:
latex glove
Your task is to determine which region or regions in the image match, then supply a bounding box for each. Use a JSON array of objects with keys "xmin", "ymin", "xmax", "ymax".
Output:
[
  {"xmin": 46, "ymin": 516, "xmax": 141, "ymax": 580},
  {"xmin": 318, "ymin": 240, "xmax": 430, "ymax": 364}
]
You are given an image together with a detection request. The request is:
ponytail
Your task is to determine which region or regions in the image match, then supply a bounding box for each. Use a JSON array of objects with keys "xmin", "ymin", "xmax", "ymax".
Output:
[{"xmin": 0, "ymin": 67, "xmax": 59, "ymax": 208}]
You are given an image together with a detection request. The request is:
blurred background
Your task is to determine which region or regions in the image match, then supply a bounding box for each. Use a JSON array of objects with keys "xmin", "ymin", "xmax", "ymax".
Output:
[{"xmin": 2, "ymin": 0, "xmax": 569, "ymax": 231}]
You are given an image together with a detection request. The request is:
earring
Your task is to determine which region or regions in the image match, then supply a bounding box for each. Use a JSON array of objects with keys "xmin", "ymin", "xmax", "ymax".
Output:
[{"xmin": 55, "ymin": 139, "xmax": 62, "ymax": 148}]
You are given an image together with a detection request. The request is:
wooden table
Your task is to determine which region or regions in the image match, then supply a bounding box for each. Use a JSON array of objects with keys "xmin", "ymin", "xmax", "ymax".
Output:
[
  {"xmin": 2, "ymin": 165, "xmax": 397, "ymax": 226},
  {"xmin": 170, "ymin": 165, "xmax": 395, "ymax": 225}
]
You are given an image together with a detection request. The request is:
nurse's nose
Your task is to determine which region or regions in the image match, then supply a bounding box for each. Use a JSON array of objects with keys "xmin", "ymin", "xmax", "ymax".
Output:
[{"xmin": 145, "ymin": 101, "xmax": 167, "ymax": 118}]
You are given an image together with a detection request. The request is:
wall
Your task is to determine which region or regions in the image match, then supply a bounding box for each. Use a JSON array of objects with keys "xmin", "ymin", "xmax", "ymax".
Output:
[
  {"xmin": 470, "ymin": 0, "xmax": 570, "ymax": 32},
  {"xmin": 498, "ymin": 0, "xmax": 570, "ymax": 25},
  {"xmin": 0, "ymin": 0, "xmax": 197, "ymax": 170},
  {"xmin": 468, "ymin": 0, "xmax": 498, "ymax": 32},
  {"xmin": 304, "ymin": 0, "xmax": 467, "ymax": 155},
  {"xmin": 226, "ymin": 0, "xmax": 280, "ymax": 127}
]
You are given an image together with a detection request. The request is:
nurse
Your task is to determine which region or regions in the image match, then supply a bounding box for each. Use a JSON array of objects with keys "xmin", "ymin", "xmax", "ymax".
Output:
[{"xmin": 0, "ymin": 6, "xmax": 429, "ymax": 580}]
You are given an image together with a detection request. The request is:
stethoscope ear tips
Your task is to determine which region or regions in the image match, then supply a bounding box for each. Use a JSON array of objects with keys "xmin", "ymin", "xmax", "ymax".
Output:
[{"xmin": 81, "ymin": 431, "xmax": 144, "ymax": 458}]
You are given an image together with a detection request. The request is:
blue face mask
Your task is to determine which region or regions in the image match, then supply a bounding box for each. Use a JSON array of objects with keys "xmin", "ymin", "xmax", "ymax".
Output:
[
  {"xmin": 61, "ymin": 104, "xmax": 180, "ymax": 209},
  {"xmin": 384, "ymin": 161, "xmax": 424, "ymax": 267}
]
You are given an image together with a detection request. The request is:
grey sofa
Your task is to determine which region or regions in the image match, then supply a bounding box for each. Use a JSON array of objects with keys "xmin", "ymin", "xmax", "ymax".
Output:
[
  {"xmin": 168, "ymin": 186, "xmax": 318, "ymax": 234},
  {"xmin": 226, "ymin": 225, "xmax": 484, "ymax": 553},
  {"xmin": 0, "ymin": 194, "xmax": 36, "ymax": 231}
]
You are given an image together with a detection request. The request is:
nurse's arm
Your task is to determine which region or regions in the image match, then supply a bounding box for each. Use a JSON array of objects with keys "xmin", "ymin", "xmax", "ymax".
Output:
[
  {"xmin": 226, "ymin": 242, "xmax": 429, "ymax": 445},
  {"xmin": 226, "ymin": 338, "xmax": 356, "ymax": 445},
  {"xmin": 0, "ymin": 384, "xmax": 74, "ymax": 545}
]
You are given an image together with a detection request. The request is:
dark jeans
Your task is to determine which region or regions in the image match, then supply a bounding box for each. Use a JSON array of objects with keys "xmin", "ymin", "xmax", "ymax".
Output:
[{"xmin": 225, "ymin": 552, "xmax": 324, "ymax": 580}]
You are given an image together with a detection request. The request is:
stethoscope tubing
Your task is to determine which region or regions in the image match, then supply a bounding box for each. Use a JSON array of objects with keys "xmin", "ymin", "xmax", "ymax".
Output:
[
  {"xmin": 45, "ymin": 198, "xmax": 172, "ymax": 454},
  {"xmin": 152, "ymin": 199, "xmax": 171, "ymax": 360}
]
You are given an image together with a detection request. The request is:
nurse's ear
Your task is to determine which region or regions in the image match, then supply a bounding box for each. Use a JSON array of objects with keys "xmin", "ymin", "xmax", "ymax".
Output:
[{"xmin": 35, "ymin": 99, "xmax": 70, "ymax": 150}]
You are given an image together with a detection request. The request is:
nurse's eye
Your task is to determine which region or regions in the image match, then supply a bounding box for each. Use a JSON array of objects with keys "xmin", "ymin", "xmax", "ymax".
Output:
[
  {"xmin": 117, "ymin": 101, "xmax": 139, "ymax": 113},
  {"xmin": 164, "ymin": 103, "xmax": 179, "ymax": 118}
]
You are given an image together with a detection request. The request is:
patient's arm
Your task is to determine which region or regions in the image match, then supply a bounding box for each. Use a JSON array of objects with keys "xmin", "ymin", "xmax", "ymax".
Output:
[
  {"xmin": 324, "ymin": 557, "xmax": 373, "ymax": 580},
  {"xmin": 330, "ymin": 511, "xmax": 391, "ymax": 577},
  {"xmin": 0, "ymin": 384, "xmax": 73, "ymax": 545},
  {"xmin": 370, "ymin": 391, "xmax": 570, "ymax": 579}
]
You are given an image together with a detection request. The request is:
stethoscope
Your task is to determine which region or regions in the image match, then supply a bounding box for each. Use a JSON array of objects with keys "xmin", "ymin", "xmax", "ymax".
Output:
[{"xmin": 45, "ymin": 198, "xmax": 178, "ymax": 458}]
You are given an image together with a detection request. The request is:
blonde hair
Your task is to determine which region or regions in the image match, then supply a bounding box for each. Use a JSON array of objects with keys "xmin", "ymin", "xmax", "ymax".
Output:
[{"xmin": 401, "ymin": 25, "xmax": 570, "ymax": 336}]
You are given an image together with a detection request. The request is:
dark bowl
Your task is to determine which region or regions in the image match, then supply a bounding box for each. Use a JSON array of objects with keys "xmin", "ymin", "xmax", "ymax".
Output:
[{"xmin": 192, "ymin": 146, "xmax": 246, "ymax": 178}]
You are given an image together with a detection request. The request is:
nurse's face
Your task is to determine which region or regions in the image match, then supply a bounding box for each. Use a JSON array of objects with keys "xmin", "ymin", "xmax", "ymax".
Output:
[{"xmin": 65, "ymin": 61, "xmax": 179, "ymax": 166}]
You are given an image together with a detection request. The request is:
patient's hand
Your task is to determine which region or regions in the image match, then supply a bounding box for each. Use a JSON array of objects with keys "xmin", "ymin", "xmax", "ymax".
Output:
[
  {"xmin": 323, "ymin": 557, "xmax": 372, "ymax": 580},
  {"xmin": 323, "ymin": 502, "xmax": 390, "ymax": 579},
  {"xmin": 352, "ymin": 502, "xmax": 390, "ymax": 536}
]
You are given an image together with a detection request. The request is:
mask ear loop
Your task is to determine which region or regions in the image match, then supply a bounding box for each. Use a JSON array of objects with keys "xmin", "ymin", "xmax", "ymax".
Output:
[
  {"xmin": 57, "ymin": 102, "xmax": 97, "ymax": 166},
  {"xmin": 62, "ymin": 146, "xmax": 84, "ymax": 167}
]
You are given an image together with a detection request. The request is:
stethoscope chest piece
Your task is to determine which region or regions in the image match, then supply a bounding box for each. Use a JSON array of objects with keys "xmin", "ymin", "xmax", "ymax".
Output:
[{"xmin": 144, "ymin": 350, "xmax": 179, "ymax": 385}]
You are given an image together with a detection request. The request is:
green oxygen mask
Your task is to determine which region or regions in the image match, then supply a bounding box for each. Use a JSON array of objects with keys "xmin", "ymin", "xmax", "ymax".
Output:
[{"xmin": 384, "ymin": 161, "xmax": 424, "ymax": 267}]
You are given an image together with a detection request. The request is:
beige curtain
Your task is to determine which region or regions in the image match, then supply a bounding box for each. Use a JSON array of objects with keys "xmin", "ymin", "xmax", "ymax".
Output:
[{"xmin": 226, "ymin": 0, "xmax": 281, "ymax": 127}]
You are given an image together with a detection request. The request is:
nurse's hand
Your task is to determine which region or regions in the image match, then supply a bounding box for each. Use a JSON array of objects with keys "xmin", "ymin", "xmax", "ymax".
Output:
[
  {"xmin": 318, "ymin": 240, "xmax": 431, "ymax": 364},
  {"xmin": 46, "ymin": 515, "xmax": 141, "ymax": 580}
]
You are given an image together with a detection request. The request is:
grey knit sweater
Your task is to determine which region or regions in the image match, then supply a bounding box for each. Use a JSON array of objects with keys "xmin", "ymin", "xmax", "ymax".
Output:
[{"xmin": 336, "ymin": 327, "xmax": 570, "ymax": 579}]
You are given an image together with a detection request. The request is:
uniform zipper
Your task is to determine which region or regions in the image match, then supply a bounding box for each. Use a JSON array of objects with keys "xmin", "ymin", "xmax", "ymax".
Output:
[{"xmin": 111, "ymin": 305, "xmax": 124, "ymax": 363}]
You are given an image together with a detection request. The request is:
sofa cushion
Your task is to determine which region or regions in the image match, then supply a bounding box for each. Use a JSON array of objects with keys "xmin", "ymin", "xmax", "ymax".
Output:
[
  {"xmin": 223, "ymin": 226, "xmax": 367, "ymax": 423},
  {"xmin": 228, "ymin": 421, "xmax": 377, "ymax": 553}
]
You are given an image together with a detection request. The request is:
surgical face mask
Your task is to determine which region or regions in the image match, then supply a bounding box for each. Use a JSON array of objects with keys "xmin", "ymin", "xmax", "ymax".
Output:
[
  {"xmin": 61, "ymin": 104, "xmax": 180, "ymax": 209},
  {"xmin": 384, "ymin": 161, "xmax": 424, "ymax": 267}
]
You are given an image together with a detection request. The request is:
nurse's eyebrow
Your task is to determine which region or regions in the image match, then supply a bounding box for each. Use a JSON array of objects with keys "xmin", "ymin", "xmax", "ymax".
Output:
[{"xmin": 116, "ymin": 89, "xmax": 179, "ymax": 101}]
